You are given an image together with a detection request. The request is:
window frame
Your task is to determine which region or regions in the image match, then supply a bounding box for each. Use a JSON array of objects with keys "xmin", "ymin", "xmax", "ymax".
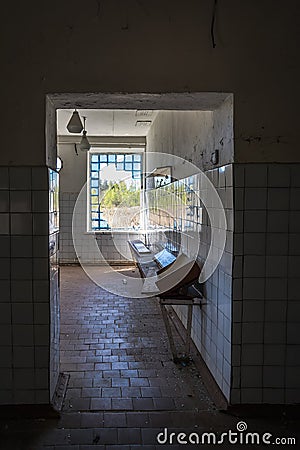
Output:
[{"xmin": 87, "ymin": 147, "xmax": 145, "ymax": 232}]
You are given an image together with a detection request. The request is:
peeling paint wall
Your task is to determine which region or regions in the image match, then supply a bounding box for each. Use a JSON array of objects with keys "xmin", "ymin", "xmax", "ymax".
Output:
[
  {"xmin": 146, "ymin": 97, "xmax": 233, "ymax": 172},
  {"xmin": 211, "ymin": 96, "xmax": 234, "ymax": 169},
  {"xmin": 146, "ymin": 110, "xmax": 214, "ymax": 176}
]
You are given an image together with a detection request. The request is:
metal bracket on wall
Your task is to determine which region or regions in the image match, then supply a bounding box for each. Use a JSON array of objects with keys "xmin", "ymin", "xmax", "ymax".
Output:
[{"xmin": 158, "ymin": 297, "xmax": 201, "ymax": 362}]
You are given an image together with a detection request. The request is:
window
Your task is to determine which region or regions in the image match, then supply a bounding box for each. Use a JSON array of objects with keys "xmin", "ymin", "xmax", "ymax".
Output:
[
  {"xmin": 49, "ymin": 168, "xmax": 59, "ymax": 233},
  {"xmin": 89, "ymin": 150, "xmax": 143, "ymax": 231}
]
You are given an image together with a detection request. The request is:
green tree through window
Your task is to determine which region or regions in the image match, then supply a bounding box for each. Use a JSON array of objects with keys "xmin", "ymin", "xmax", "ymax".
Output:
[{"xmin": 89, "ymin": 152, "xmax": 142, "ymax": 230}]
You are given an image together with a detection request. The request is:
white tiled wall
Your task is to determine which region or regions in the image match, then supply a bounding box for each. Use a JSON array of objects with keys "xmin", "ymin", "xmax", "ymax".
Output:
[
  {"xmin": 0, "ymin": 166, "xmax": 51, "ymax": 405},
  {"xmin": 60, "ymin": 192, "xmax": 141, "ymax": 264},
  {"xmin": 2, "ymin": 163, "xmax": 298, "ymax": 406},
  {"xmin": 60, "ymin": 193, "xmax": 78, "ymax": 263},
  {"xmin": 146, "ymin": 165, "xmax": 234, "ymax": 401},
  {"xmin": 185, "ymin": 165, "xmax": 233, "ymax": 401},
  {"xmin": 146, "ymin": 162, "xmax": 300, "ymax": 405},
  {"xmin": 231, "ymin": 163, "xmax": 300, "ymax": 404}
]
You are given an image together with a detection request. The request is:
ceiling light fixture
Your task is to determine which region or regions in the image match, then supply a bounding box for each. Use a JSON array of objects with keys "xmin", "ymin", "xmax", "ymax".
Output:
[
  {"xmin": 135, "ymin": 120, "xmax": 152, "ymax": 127},
  {"xmin": 79, "ymin": 116, "xmax": 91, "ymax": 152},
  {"xmin": 66, "ymin": 109, "xmax": 83, "ymax": 133}
]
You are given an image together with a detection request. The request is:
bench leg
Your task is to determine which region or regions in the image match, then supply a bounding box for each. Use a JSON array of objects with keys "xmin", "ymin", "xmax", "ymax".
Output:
[
  {"xmin": 185, "ymin": 304, "xmax": 193, "ymax": 356},
  {"xmin": 160, "ymin": 303, "xmax": 178, "ymax": 361}
]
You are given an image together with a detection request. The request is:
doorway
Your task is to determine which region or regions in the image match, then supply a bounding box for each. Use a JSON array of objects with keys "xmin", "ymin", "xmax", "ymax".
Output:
[{"xmin": 46, "ymin": 92, "xmax": 233, "ymax": 409}]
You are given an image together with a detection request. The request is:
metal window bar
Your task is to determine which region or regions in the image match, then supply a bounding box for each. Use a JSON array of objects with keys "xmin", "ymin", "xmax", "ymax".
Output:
[{"xmin": 89, "ymin": 153, "xmax": 142, "ymax": 230}]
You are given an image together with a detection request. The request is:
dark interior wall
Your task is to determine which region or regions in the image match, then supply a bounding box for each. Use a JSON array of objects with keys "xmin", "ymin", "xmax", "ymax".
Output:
[{"xmin": 2, "ymin": 0, "xmax": 299, "ymax": 166}]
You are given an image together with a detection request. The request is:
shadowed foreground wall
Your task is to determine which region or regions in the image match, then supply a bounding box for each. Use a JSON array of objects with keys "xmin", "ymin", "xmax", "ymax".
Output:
[{"xmin": 0, "ymin": 0, "xmax": 299, "ymax": 405}]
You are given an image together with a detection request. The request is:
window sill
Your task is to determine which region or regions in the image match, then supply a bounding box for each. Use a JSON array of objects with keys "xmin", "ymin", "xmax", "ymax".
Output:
[
  {"xmin": 84, "ymin": 230, "xmax": 145, "ymax": 235},
  {"xmin": 84, "ymin": 229, "xmax": 158, "ymax": 235}
]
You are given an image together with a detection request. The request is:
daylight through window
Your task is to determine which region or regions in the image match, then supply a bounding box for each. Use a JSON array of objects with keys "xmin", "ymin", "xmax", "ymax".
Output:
[{"xmin": 89, "ymin": 151, "xmax": 143, "ymax": 231}]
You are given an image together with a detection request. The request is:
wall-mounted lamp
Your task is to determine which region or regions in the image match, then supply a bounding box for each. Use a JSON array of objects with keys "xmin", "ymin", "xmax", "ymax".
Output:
[
  {"xmin": 66, "ymin": 109, "xmax": 83, "ymax": 133},
  {"xmin": 79, "ymin": 116, "xmax": 90, "ymax": 152}
]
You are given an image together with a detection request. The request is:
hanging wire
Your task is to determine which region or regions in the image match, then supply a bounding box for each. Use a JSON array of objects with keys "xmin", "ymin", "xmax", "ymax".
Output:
[{"xmin": 211, "ymin": 0, "xmax": 218, "ymax": 49}]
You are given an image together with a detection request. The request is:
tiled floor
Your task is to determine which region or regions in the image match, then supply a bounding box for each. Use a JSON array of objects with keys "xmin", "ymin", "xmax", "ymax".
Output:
[
  {"xmin": 0, "ymin": 266, "xmax": 299, "ymax": 449},
  {"xmin": 60, "ymin": 266, "xmax": 214, "ymax": 414}
]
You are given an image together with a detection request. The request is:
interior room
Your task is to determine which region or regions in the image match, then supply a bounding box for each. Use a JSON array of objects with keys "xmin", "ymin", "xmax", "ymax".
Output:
[
  {"xmin": 55, "ymin": 98, "xmax": 233, "ymax": 407},
  {"xmin": 1, "ymin": 1, "xmax": 299, "ymax": 448}
]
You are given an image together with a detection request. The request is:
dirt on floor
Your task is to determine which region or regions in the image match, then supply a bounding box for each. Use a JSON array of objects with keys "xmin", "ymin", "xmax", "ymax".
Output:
[{"xmin": 0, "ymin": 266, "xmax": 299, "ymax": 450}]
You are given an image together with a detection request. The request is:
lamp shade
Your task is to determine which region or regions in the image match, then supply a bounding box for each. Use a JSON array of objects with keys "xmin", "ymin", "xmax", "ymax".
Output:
[
  {"xmin": 79, "ymin": 131, "xmax": 91, "ymax": 152},
  {"xmin": 67, "ymin": 110, "xmax": 83, "ymax": 133}
]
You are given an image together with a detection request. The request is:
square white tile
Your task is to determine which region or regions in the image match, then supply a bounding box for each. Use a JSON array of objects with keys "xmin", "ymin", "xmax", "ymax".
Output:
[
  {"xmin": 245, "ymin": 165, "xmax": 267, "ymax": 187},
  {"xmin": 289, "ymin": 233, "xmax": 300, "ymax": 255},
  {"xmin": 242, "ymin": 322, "xmax": 263, "ymax": 344},
  {"xmin": 241, "ymin": 366, "xmax": 263, "ymax": 388},
  {"xmin": 240, "ymin": 388, "xmax": 262, "ymax": 403},
  {"xmin": 268, "ymin": 165, "xmax": 290, "ymax": 187},
  {"xmin": 264, "ymin": 322, "xmax": 286, "ymax": 344},
  {"xmin": 0, "ymin": 168, "xmax": 9, "ymax": 190},
  {"xmin": 241, "ymin": 344, "xmax": 263, "ymax": 365},
  {"xmin": 287, "ymin": 323, "xmax": 300, "ymax": 344},
  {"xmin": 0, "ymin": 214, "xmax": 9, "ymax": 234},
  {"xmin": 244, "ymin": 210, "xmax": 267, "ymax": 232},
  {"xmin": 12, "ymin": 324, "xmax": 34, "ymax": 346},
  {"xmin": 267, "ymin": 188, "xmax": 290, "ymax": 210},
  {"xmin": 291, "ymin": 166, "xmax": 300, "ymax": 187},
  {"xmin": 234, "ymin": 165, "xmax": 244, "ymax": 188},
  {"xmin": 11, "ymin": 214, "xmax": 32, "ymax": 235},
  {"xmin": 242, "ymin": 300, "xmax": 264, "ymax": 322},
  {"xmin": 266, "ymin": 233, "xmax": 288, "ymax": 255},
  {"xmin": 10, "ymin": 168, "xmax": 31, "ymax": 190},
  {"xmin": 12, "ymin": 303, "xmax": 33, "ymax": 324},
  {"xmin": 0, "ymin": 258, "xmax": 10, "ymax": 279},
  {"xmin": 0, "ymin": 236, "xmax": 10, "ymax": 257},
  {"xmin": 10, "ymin": 191, "xmax": 32, "ymax": 213},
  {"xmin": 285, "ymin": 366, "xmax": 300, "ymax": 389},
  {"xmin": 264, "ymin": 344, "xmax": 285, "ymax": 365},
  {"xmin": 11, "ymin": 236, "xmax": 32, "ymax": 257},
  {"xmin": 265, "ymin": 278, "xmax": 287, "ymax": 300},
  {"xmin": 263, "ymin": 366, "xmax": 285, "ymax": 388},
  {"xmin": 32, "ymin": 191, "xmax": 49, "ymax": 213},
  {"xmin": 243, "ymin": 255, "xmax": 265, "ymax": 277},
  {"xmin": 0, "ymin": 304, "xmax": 11, "ymax": 325},
  {"xmin": 244, "ymin": 232, "xmax": 266, "ymax": 255},
  {"xmin": 263, "ymin": 388, "xmax": 284, "ymax": 404},
  {"xmin": 267, "ymin": 211, "xmax": 289, "ymax": 233},
  {"xmin": 245, "ymin": 187, "xmax": 267, "ymax": 210},
  {"xmin": 266, "ymin": 255, "xmax": 288, "ymax": 277},
  {"xmin": 289, "ymin": 206, "xmax": 300, "ymax": 231},
  {"xmin": 0, "ymin": 191, "xmax": 9, "ymax": 212},
  {"xmin": 11, "ymin": 258, "xmax": 33, "ymax": 280},
  {"xmin": 13, "ymin": 346, "xmax": 34, "ymax": 368},
  {"xmin": 32, "ymin": 167, "xmax": 48, "ymax": 190},
  {"xmin": 265, "ymin": 300, "xmax": 287, "ymax": 322},
  {"xmin": 11, "ymin": 280, "xmax": 33, "ymax": 302}
]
